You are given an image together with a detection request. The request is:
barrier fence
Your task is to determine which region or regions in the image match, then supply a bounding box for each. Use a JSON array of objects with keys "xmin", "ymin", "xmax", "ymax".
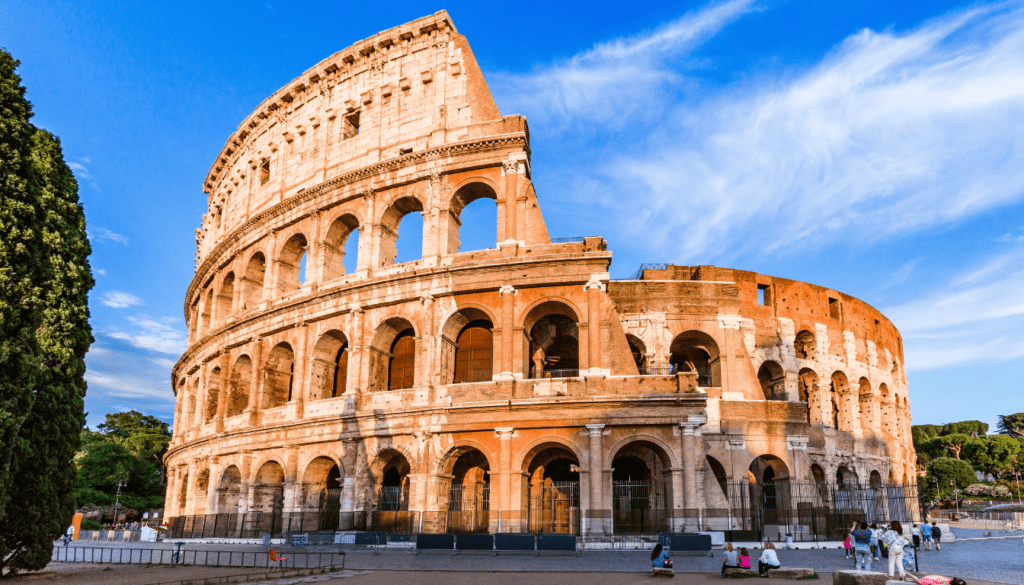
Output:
[
  {"xmin": 167, "ymin": 481, "xmax": 921, "ymax": 540},
  {"xmin": 51, "ymin": 546, "xmax": 344, "ymax": 568}
]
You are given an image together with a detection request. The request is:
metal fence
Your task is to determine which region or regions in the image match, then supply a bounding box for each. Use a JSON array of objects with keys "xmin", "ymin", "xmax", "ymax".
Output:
[
  {"xmin": 167, "ymin": 512, "xmax": 349, "ymax": 539},
  {"xmin": 51, "ymin": 546, "xmax": 344, "ymax": 568},
  {"xmin": 528, "ymin": 481, "xmax": 580, "ymax": 534}
]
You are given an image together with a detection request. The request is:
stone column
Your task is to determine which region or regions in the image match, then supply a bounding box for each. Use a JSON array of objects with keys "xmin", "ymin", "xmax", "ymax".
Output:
[
  {"xmin": 498, "ymin": 286, "xmax": 516, "ymax": 380},
  {"xmin": 788, "ymin": 436, "xmax": 809, "ymax": 482},
  {"xmin": 340, "ymin": 438, "xmax": 357, "ymax": 530},
  {"xmin": 346, "ymin": 307, "xmax": 365, "ymax": 399},
  {"xmin": 584, "ymin": 276, "xmax": 607, "ymax": 377},
  {"xmin": 494, "ymin": 427, "xmax": 515, "ymax": 532},
  {"xmin": 215, "ymin": 354, "xmax": 230, "ymax": 433},
  {"xmin": 289, "ymin": 323, "xmax": 309, "ymax": 419},
  {"xmin": 679, "ymin": 413, "xmax": 707, "ymax": 531},
  {"xmin": 585, "ymin": 423, "xmax": 606, "ymax": 535},
  {"xmin": 501, "ymin": 159, "xmax": 519, "ymax": 244},
  {"xmin": 246, "ymin": 337, "xmax": 264, "ymax": 426}
]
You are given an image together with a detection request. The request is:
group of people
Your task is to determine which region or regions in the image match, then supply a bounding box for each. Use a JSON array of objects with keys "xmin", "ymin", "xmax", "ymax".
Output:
[
  {"xmin": 847, "ymin": 520, "xmax": 911, "ymax": 576},
  {"xmin": 717, "ymin": 542, "xmax": 780, "ymax": 577},
  {"xmin": 912, "ymin": 522, "xmax": 943, "ymax": 551}
]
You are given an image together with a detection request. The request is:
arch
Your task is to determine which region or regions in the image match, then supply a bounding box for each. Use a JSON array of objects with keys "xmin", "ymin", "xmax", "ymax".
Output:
[
  {"xmin": 758, "ymin": 360, "xmax": 786, "ymax": 400},
  {"xmin": 200, "ymin": 288, "xmax": 214, "ymax": 334},
  {"xmin": 309, "ymin": 330, "xmax": 349, "ymax": 401},
  {"xmin": 185, "ymin": 378, "xmax": 198, "ymax": 432},
  {"xmin": 240, "ymin": 252, "xmax": 266, "ymax": 311},
  {"xmin": 227, "ymin": 355, "xmax": 251, "ymax": 417},
  {"xmin": 706, "ymin": 455, "xmax": 729, "ymax": 499},
  {"xmin": 217, "ymin": 272, "xmax": 235, "ymax": 324},
  {"xmin": 610, "ymin": 441, "xmax": 671, "ymax": 534},
  {"xmin": 262, "ymin": 343, "xmax": 295, "ymax": 409},
  {"xmin": 626, "ymin": 334, "xmax": 648, "ymax": 374},
  {"xmin": 216, "ymin": 465, "xmax": 243, "ymax": 514},
  {"xmin": 371, "ymin": 448, "xmax": 411, "ymax": 511},
  {"xmin": 524, "ymin": 301, "xmax": 581, "ymax": 379},
  {"xmin": 276, "ymin": 233, "xmax": 309, "ymax": 296},
  {"xmin": 830, "ymin": 371, "xmax": 850, "ymax": 430},
  {"xmin": 518, "ymin": 439, "xmax": 584, "ymax": 476},
  {"xmin": 368, "ymin": 317, "xmax": 418, "ymax": 392},
  {"xmin": 858, "ymin": 377, "xmax": 873, "ymax": 435},
  {"xmin": 810, "ymin": 463, "xmax": 828, "ymax": 504},
  {"xmin": 835, "ymin": 466, "xmax": 858, "ymax": 488},
  {"xmin": 178, "ymin": 472, "xmax": 189, "ymax": 512},
  {"xmin": 439, "ymin": 305, "xmax": 497, "ymax": 385},
  {"xmin": 748, "ymin": 454, "xmax": 791, "ymax": 522},
  {"xmin": 446, "ymin": 181, "xmax": 498, "ymax": 254},
  {"xmin": 669, "ymin": 330, "xmax": 721, "ymax": 387},
  {"xmin": 388, "ymin": 330, "xmax": 416, "ymax": 390},
  {"xmin": 794, "ymin": 330, "xmax": 816, "ymax": 359},
  {"xmin": 869, "ymin": 470, "xmax": 882, "ymax": 488},
  {"xmin": 748, "ymin": 454, "xmax": 791, "ymax": 483},
  {"xmin": 301, "ymin": 456, "xmax": 342, "ymax": 517},
  {"xmin": 379, "ymin": 196, "xmax": 424, "ymax": 266},
  {"xmin": 251, "ymin": 460, "xmax": 285, "ymax": 516},
  {"xmin": 204, "ymin": 366, "xmax": 221, "ymax": 424},
  {"xmin": 523, "ymin": 442, "xmax": 581, "ymax": 534},
  {"xmin": 322, "ymin": 214, "xmax": 360, "ymax": 281}
]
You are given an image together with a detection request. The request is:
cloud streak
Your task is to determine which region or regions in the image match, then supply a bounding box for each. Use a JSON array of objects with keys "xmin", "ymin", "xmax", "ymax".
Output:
[
  {"xmin": 99, "ymin": 290, "xmax": 144, "ymax": 308},
  {"xmin": 105, "ymin": 315, "xmax": 187, "ymax": 355},
  {"xmin": 89, "ymin": 227, "xmax": 128, "ymax": 245}
]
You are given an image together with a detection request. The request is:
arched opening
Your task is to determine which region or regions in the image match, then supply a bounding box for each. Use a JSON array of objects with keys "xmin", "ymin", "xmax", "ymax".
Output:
[
  {"xmin": 178, "ymin": 473, "xmax": 189, "ymax": 513},
  {"xmin": 441, "ymin": 448, "xmax": 491, "ymax": 533},
  {"xmin": 217, "ymin": 273, "xmax": 235, "ymax": 324},
  {"xmin": 227, "ymin": 355, "xmax": 251, "ymax": 418},
  {"xmin": 252, "ymin": 461, "xmax": 285, "ymax": 531},
  {"xmin": 748, "ymin": 455, "xmax": 791, "ymax": 525},
  {"xmin": 185, "ymin": 379, "xmax": 198, "ymax": 433},
  {"xmin": 795, "ymin": 330, "xmax": 816, "ymax": 360},
  {"xmin": 322, "ymin": 214, "xmax": 360, "ymax": 281},
  {"xmin": 369, "ymin": 318, "xmax": 416, "ymax": 392},
  {"xmin": 830, "ymin": 371, "xmax": 850, "ymax": 431},
  {"xmin": 858, "ymin": 377, "xmax": 873, "ymax": 435},
  {"xmin": 302, "ymin": 457, "xmax": 343, "ymax": 531},
  {"xmin": 869, "ymin": 470, "xmax": 882, "ymax": 488},
  {"xmin": 380, "ymin": 196, "xmax": 424, "ymax": 266},
  {"xmin": 276, "ymin": 233, "xmax": 308, "ymax": 296},
  {"xmin": 308, "ymin": 330, "xmax": 348, "ymax": 401},
  {"xmin": 758, "ymin": 360, "xmax": 786, "ymax": 400},
  {"xmin": 611, "ymin": 441, "xmax": 671, "ymax": 534},
  {"xmin": 241, "ymin": 252, "xmax": 266, "ymax": 311},
  {"xmin": 371, "ymin": 449, "xmax": 411, "ymax": 531},
  {"xmin": 194, "ymin": 468, "xmax": 210, "ymax": 516},
  {"xmin": 216, "ymin": 466, "xmax": 243, "ymax": 516},
  {"xmin": 204, "ymin": 367, "xmax": 221, "ymax": 424},
  {"xmin": 440, "ymin": 307, "xmax": 495, "ymax": 384},
  {"xmin": 626, "ymin": 334, "xmax": 648, "ymax": 374},
  {"xmin": 524, "ymin": 444, "xmax": 581, "ymax": 534},
  {"xmin": 446, "ymin": 182, "xmax": 498, "ymax": 254},
  {"xmin": 798, "ymin": 368, "xmax": 817, "ymax": 424},
  {"xmin": 836, "ymin": 466, "xmax": 857, "ymax": 489},
  {"xmin": 524, "ymin": 302, "xmax": 580, "ymax": 379},
  {"xmin": 810, "ymin": 463, "xmax": 829, "ymax": 505},
  {"xmin": 200, "ymin": 288, "xmax": 214, "ymax": 335},
  {"xmin": 262, "ymin": 343, "xmax": 294, "ymax": 409},
  {"xmin": 669, "ymin": 331, "xmax": 721, "ymax": 387},
  {"xmin": 706, "ymin": 456, "xmax": 729, "ymax": 501}
]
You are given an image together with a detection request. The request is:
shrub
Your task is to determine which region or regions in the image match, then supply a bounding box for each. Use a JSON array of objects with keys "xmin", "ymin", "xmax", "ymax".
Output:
[
  {"xmin": 965, "ymin": 484, "xmax": 990, "ymax": 496},
  {"xmin": 80, "ymin": 518, "xmax": 102, "ymax": 531},
  {"xmin": 990, "ymin": 485, "xmax": 1011, "ymax": 498}
]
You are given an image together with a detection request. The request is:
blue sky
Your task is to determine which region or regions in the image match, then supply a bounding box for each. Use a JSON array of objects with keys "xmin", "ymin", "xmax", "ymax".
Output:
[{"xmin": 3, "ymin": 0, "xmax": 1023, "ymax": 432}]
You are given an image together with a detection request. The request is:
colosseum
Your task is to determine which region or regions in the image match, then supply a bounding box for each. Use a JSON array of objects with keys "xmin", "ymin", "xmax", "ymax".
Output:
[{"xmin": 165, "ymin": 11, "xmax": 917, "ymax": 541}]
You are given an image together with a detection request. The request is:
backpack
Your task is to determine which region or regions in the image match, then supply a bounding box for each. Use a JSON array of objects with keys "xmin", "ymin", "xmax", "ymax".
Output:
[
  {"xmin": 931, "ymin": 525, "xmax": 941, "ymax": 537},
  {"xmin": 879, "ymin": 541, "xmax": 889, "ymax": 558}
]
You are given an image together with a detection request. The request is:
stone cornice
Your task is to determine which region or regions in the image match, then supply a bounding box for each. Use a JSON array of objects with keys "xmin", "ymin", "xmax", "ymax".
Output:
[{"xmin": 186, "ymin": 133, "xmax": 528, "ymax": 315}]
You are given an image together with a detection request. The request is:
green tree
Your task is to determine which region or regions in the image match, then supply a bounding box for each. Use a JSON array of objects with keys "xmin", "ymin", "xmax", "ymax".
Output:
[
  {"xmin": 925, "ymin": 457, "xmax": 977, "ymax": 499},
  {"xmin": 0, "ymin": 48, "xmax": 45, "ymax": 524},
  {"xmin": 926, "ymin": 433, "xmax": 971, "ymax": 460},
  {"xmin": 97, "ymin": 411, "xmax": 171, "ymax": 481},
  {"xmin": 942, "ymin": 420, "xmax": 988, "ymax": 438},
  {"xmin": 74, "ymin": 441, "xmax": 163, "ymax": 511},
  {"xmin": 912, "ymin": 424, "xmax": 941, "ymax": 446},
  {"xmin": 962, "ymin": 435, "xmax": 1022, "ymax": 478},
  {"xmin": 998, "ymin": 413, "xmax": 1024, "ymax": 438},
  {"xmin": 0, "ymin": 50, "xmax": 93, "ymax": 575}
]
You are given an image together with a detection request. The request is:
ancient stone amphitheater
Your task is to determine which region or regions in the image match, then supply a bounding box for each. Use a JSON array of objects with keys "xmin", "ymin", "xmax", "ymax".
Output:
[{"xmin": 165, "ymin": 11, "xmax": 917, "ymax": 539}]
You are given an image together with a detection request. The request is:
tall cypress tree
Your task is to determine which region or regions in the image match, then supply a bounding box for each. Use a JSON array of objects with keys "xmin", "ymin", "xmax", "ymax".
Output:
[
  {"xmin": 0, "ymin": 49, "xmax": 93, "ymax": 575},
  {"xmin": 0, "ymin": 49, "xmax": 44, "ymax": 525}
]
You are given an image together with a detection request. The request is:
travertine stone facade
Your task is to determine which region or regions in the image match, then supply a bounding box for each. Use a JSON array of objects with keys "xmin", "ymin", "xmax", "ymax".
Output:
[{"xmin": 166, "ymin": 11, "xmax": 915, "ymax": 535}]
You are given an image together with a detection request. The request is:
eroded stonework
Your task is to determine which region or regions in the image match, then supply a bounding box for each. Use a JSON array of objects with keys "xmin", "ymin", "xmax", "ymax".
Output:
[{"xmin": 165, "ymin": 11, "xmax": 916, "ymax": 536}]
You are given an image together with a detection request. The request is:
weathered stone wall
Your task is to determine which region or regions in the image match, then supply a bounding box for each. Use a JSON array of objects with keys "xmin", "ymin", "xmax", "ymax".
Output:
[{"xmin": 165, "ymin": 11, "xmax": 915, "ymax": 535}]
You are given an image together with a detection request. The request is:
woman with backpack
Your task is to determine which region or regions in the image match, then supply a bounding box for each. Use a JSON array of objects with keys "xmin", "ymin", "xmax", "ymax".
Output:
[{"xmin": 882, "ymin": 521, "xmax": 908, "ymax": 579}]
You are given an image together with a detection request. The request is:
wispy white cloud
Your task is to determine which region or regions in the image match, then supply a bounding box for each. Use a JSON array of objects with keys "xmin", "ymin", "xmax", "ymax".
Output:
[
  {"xmin": 89, "ymin": 227, "xmax": 128, "ymax": 245},
  {"xmin": 99, "ymin": 290, "xmax": 144, "ymax": 309},
  {"xmin": 492, "ymin": 0, "xmax": 755, "ymax": 130},
  {"xmin": 105, "ymin": 316, "xmax": 187, "ymax": 355},
  {"xmin": 68, "ymin": 158, "xmax": 99, "ymax": 190},
  {"xmin": 95, "ymin": 268, "xmax": 106, "ymax": 276},
  {"xmin": 885, "ymin": 245, "xmax": 1024, "ymax": 369}
]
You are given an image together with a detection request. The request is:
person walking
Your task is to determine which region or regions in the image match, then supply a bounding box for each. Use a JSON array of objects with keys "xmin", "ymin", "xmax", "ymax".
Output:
[
  {"xmin": 911, "ymin": 524, "xmax": 921, "ymax": 550},
  {"xmin": 63, "ymin": 525, "xmax": 74, "ymax": 546},
  {"xmin": 921, "ymin": 522, "xmax": 932, "ymax": 551},
  {"xmin": 849, "ymin": 521, "xmax": 873, "ymax": 571},
  {"xmin": 843, "ymin": 534, "xmax": 853, "ymax": 559},
  {"xmin": 870, "ymin": 523, "xmax": 881, "ymax": 560},
  {"xmin": 882, "ymin": 521, "xmax": 909, "ymax": 579},
  {"xmin": 931, "ymin": 522, "xmax": 942, "ymax": 551}
]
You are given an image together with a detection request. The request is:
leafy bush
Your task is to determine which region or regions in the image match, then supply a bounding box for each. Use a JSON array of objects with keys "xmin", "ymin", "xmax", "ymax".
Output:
[
  {"xmin": 965, "ymin": 483, "xmax": 990, "ymax": 496},
  {"xmin": 80, "ymin": 518, "xmax": 102, "ymax": 531},
  {"xmin": 990, "ymin": 485, "xmax": 1011, "ymax": 498}
]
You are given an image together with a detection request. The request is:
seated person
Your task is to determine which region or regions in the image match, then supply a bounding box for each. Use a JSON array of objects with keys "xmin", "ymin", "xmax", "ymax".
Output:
[
  {"xmin": 722, "ymin": 543, "xmax": 740, "ymax": 575},
  {"xmin": 739, "ymin": 548, "xmax": 751, "ymax": 569},
  {"xmin": 905, "ymin": 575, "xmax": 966, "ymax": 585},
  {"xmin": 651, "ymin": 543, "xmax": 673, "ymax": 569},
  {"xmin": 758, "ymin": 542, "xmax": 781, "ymax": 577}
]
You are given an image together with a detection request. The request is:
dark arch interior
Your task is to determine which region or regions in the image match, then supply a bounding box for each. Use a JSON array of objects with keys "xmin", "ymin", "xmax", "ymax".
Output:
[
  {"xmin": 453, "ymin": 320, "xmax": 493, "ymax": 383},
  {"xmin": 612, "ymin": 455, "xmax": 649, "ymax": 482},
  {"xmin": 388, "ymin": 329, "xmax": 415, "ymax": 390}
]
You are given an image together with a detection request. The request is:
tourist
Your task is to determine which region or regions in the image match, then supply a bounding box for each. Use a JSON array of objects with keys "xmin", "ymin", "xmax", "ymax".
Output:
[
  {"xmin": 843, "ymin": 533, "xmax": 853, "ymax": 558},
  {"xmin": 904, "ymin": 574, "xmax": 966, "ymax": 585},
  {"xmin": 758, "ymin": 541, "xmax": 781, "ymax": 577},
  {"xmin": 931, "ymin": 522, "xmax": 942, "ymax": 551},
  {"xmin": 911, "ymin": 524, "xmax": 921, "ymax": 550},
  {"xmin": 849, "ymin": 521, "xmax": 873, "ymax": 571},
  {"xmin": 63, "ymin": 525, "xmax": 74, "ymax": 546},
  {"xmin": 651, "ymin": 543, "xmax": 673, "ymax": 569},
  {"xmin": 739, "ymin": 548, "xmax": 752, "ymax": 569},
  {"xmin": 882, "ymin": 521, "xmax": 909, "ymax": 579},
  {"xmin": 722, "ymin": 543, "xmax": 740, "ymax": 576},
  {"xmin": 922, "ymin": 523, "xmax": 932, "ymax": 550},
  {"xmin": 870, "ymin": 523, "xmax": 881, "ymax": 560}
]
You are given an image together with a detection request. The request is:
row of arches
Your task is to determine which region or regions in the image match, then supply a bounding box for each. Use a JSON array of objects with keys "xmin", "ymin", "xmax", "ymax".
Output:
[{"xmin": 190, "ymin": 181, "xmax": 501, "ymax": 341}]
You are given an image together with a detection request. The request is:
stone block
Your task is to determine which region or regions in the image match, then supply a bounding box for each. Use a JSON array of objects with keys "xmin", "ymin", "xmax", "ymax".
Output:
[
  {"xmin": 652, "ymin": 568, "xmax": 675, "ymax": 577},
  {"xmin": 833, "ymin": 570, "xmax": 892, "ymax": 585},
  {"xmin": 725, "ymin": 568, "xmax": 758, "ymax": 576},
  {"xmin": 771, "ymin": 568, "xmax": 816, "ymax": 579}
]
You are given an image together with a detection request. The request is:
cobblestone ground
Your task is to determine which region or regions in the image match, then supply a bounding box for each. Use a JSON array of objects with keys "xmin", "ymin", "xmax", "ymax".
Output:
[{"xmin": 43, "ymin": 528, "xmax": 1024, "ymax": 585}]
